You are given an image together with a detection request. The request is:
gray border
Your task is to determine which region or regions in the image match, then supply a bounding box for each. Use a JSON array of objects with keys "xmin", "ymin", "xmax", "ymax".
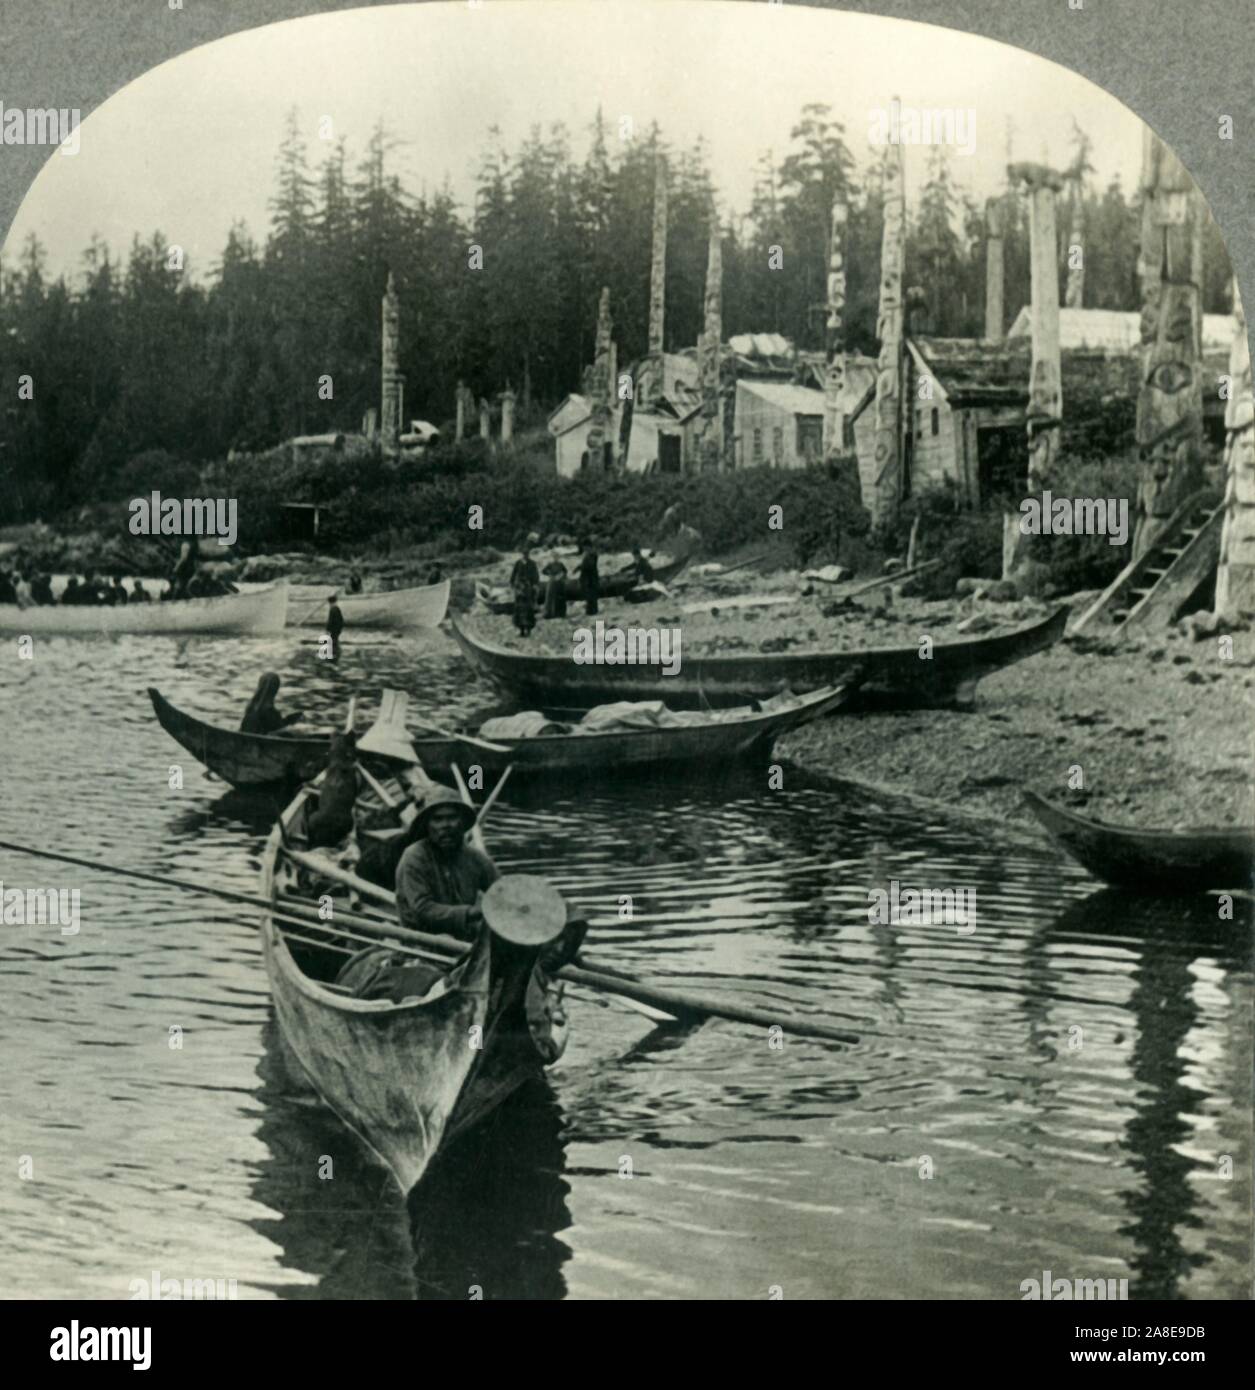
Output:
[{"xmin": 0, "ymin": 0, "xmax": 1251, "ymax": 293}]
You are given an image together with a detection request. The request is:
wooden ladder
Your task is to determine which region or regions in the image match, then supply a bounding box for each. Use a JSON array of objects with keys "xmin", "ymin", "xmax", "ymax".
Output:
[{"xmin": 1072, "ymin": 491, "xmax": 1224, "ymax": 638}]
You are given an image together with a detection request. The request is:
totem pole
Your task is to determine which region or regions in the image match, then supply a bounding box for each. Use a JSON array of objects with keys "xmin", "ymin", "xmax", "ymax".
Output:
[
  {"xmin": 823, "ymin": 195, "xmax": 849, "ymax": 457},
  {"xmin": 1010, "ymin": 163, "xmax": 1064, "ymax": 483},
  {"xmin": 585, "ymin": 287, "xmax": 613, "ymax": 469},
  {"xmin": 1065, "ymin": 177, "xmax": 1085, "ymax": 310},
  {"xmin": 501, "ymin": 386, "xmax": 515, "ymax": 447},
  {"xmin": 697, "ymin": 227, "xmax": 723, "ymax": 471},
  {"xmin": 643, "ymin": 157, "xmax": 667, "ymax": 410},
  {"xmin": 871, "ymin": 125, "xmax": 905, "ymax": 526},
  {"xmin": 1131, "ymin": 130, "xmax": 1204, "ymax": 561},
  {"xmin": 1216, "ymin": 281, "xmax": 1255, "ymax": 617},
  {"xmin": 380, "ymin": 271, "xmax": 404, "ymax": 457},
  {"xmin": 985, "ymin": 197, "xmax": 1005, "ymax": 340}
]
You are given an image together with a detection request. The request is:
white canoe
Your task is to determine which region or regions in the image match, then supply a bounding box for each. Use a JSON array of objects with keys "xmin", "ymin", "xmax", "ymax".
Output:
[
  {"xmin": 0, "ymin": 582, "xmax": 288, "ymax": 635},
  {"xmin": 293, "ymin": 578, "xmax": 450, "ymax": 629}
]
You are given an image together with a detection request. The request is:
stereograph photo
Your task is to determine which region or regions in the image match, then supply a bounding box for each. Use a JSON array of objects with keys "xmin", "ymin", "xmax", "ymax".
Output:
[{"xmin": 0, "ymin": 0, "xmax": 1250, "ymax": 1322}]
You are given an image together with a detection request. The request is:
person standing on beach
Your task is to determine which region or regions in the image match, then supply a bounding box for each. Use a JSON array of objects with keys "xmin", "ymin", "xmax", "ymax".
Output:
[
  {"xmin": 510, "ymin": 545, "xmax": 540, "ymax": 637},
  {"xmin": 326, "ymin": 594, "xmax": 344, "ymax": 660},
  {"xmin": 542, "ymin": 553, "xmax": 568, "ymax": 619},
  {"xmin": 578, "ymin": 539, "xmax": 600, "ymax": 616}
]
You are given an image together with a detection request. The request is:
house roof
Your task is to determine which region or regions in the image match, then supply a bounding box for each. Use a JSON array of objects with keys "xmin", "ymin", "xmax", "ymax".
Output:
[
  {"xmin": 909, "ymin": 337, "xmax": 1033, "ymax": 406},
  {"xmin": 728, "ymin": 332, "xmax": 793, "ymax": 359},
  {"xmin": 548, "ymin": 393, "xmax": 591, "ymax": 435},
  {"xmin": 736, "ymin": 380, "xmax": 825, "ymax": 416},
  {"xmin": 1007, "ymin": 306, "xmax": 1238, "ymax": 353}
]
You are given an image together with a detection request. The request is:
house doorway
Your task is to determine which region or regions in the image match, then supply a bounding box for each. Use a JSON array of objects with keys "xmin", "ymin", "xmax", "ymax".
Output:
[{"xmin": 977, "ymin": 425, "xmax": 1029, "ymax": 500}]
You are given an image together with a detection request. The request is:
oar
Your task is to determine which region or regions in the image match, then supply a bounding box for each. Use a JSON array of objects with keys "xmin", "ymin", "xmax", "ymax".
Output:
[
  {"xmin": 0, "ymin": 839, "xmax": 858, "ymax": 1045},
  {"xmin": 408, "ymin": 715, "xmax": 511, "ymax": 756},
  {"xmin": 283, "ymin": 848, "xmax": 858, "ymax": 1045}
]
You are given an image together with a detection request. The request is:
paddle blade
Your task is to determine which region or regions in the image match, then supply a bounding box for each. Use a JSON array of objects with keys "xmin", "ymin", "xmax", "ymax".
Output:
[
  {"xmin": 482, "ymin": 874, "xmax": 566, "ymax": 946},
  {"xmin": 358, "ymin": 688, "xmax": 421, "ymax": 762}
]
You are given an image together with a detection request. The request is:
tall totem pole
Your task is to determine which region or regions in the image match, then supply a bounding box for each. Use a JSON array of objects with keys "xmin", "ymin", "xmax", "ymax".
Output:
[
  {"xmin": 871, "ymin": 124, "xmax": 905, "ymax": 526},
  {"xmin": 984, "ymin": 197, "xmax": 1005, "ymax": 340},
  {"xmin": 380, "ymin": 271, "xmax": 404, "ymax": 457},
  {"xmin": 1065, "ymin": 178, "xmax": 1086, "ymax": 309},
  {"xmin": 823, "ymin": 195, "xmax": 848, "ymax": 457},
  {"xmin": 1132, "ymin": 130, "xmax": 1204, "ymax": 561},
  {"xmin": 643, "ymin": 157, "xmax": 667, "ymax": 410},
  {"xmin": 1010, "ymin": 163, "xmax": 1064, "ymax": 482},
  {"xmin": 585, "ymin": 288, "xmax": 614, "ymax": 469},
  {"xmin": 697, "ymin": 226, "xmax": 723, "ymax": 471},
  {"xmin": 1216, "ymin": 281, "xmax": 1255, "ymax": 617}
]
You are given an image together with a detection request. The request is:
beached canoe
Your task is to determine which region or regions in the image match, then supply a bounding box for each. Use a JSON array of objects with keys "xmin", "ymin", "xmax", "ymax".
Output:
[
  {"xmin": 481, "ymin": 554, "xmax": 689, "ymax": 616},
  {"xmin": 1023, "ymin": 790, "xmax": 1255, "ymax": 894},
  {"xmin": 449, "ymin": 606, "xmax": 1068, "ymax": 710},
  {"xmin": 149, "ymin": 681, "xmax": 853, "ymax": 790},
  {"xmin": 293, "ymin": 578, "xmax": 450, "ymax": 629},
  {"xmin": 149, "ymin": 687, "xmax": 330, "ymax": 790},
  {"xmin": 258, "ymin": 768, "xmax": 569, "ymax": 1193},
  {"xmin": 0, "ymin": 582, "xmax": 288, "ymax": 636},
  {"xmin": 412, "ymin": 683, "xmax": 855, "ymax": 778}
]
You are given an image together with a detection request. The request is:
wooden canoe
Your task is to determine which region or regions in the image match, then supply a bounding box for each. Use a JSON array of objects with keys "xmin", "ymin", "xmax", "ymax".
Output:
[
  {"xmin": 449, "ymin": 606, "xmax": 1068, "ymax": 710},
  {"xmin": 258, "ymin": 768, "xmax": 569, "ymax": 1193},
  {"xmin": 149, "ymin": 681, "xmax": 852, "ymax": 790},
  {"xmin": 149, "ymin": 687, "xmax": 331, "ymax": 789},
  {"xmin": 293, "ymin": 578, "xmax": 450, "ymax": 629},
  {"xmin": 411, "ymin": 683, "xmax": 855, "ymax": 778},
  {"xmin": 1023, "ymin": 790, "xmax": 1255, "ymax": 893},
  {"xmin": 482, "ymin": 554, "xmax": 689, "ymax": 616},
  {"xmin": 0, "ymin": 582, "xmax": 288, "ymax": 635}
]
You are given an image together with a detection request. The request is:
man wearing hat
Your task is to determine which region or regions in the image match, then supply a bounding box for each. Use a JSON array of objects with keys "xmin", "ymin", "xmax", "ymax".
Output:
[{"xmin": 395, "ymin": 786, "xmax": 499, "ymax": 940}]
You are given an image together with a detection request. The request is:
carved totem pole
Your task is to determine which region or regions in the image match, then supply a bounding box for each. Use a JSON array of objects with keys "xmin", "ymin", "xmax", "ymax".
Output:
[
  {"xmin": 585, "ymin": 287, "xmax": 614, "ymax": 469},
  {"xmin": 823, "ymin": 195, "xmax": 848, "ymax": 457},
  {"xmin": 1065, "ymin": 178, "xmax": 1085, "ymax": 309},
  {"xmin": 1010, "ymin": 163, "xmax": 1064, "ymax": 483},
  {"xmin": 1132, "ymin": 130, "xmax": 1204, "ymax": 561},
  {"xmin": 871, "ymin": 127, "xmax": 905, "ymax": 526},
  {"xmin": 1216, "ymin": 281, "xmax": 1255, "ymax": 617},
  {"xmin": 380, "ymin": 271, "xmax": 404, "ymax": 457},
  {"xmin": 985, "ymin": 197, "xmax": 1004, "ymax": 340},
  {"xmin": 697, "ymin": 227, "xmax": 723, "ymax": 471},
  {"xmin": 643, "ymin": 157, "xmax": 667, "ymax": 410}
]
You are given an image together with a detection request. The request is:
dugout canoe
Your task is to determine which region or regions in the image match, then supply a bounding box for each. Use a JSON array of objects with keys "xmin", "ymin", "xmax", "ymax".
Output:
[
  {"xmin": 1023, "ymin": 790, "xmax": 1255, "ymax": 894},
  {"xmin": 481, "ymin": 554, "xmax": 689, "ymax": 616},
  {"xmin": 259, "ymin": 768, "xmax": 569, "ymax": 1193},
  {"xmin": 293, "ymin": 578, "xmax": 450, "ymax": 629},
  {"xmin": 449, "ymin": 606, "xmax": 1068, "ymax": 710},
  {"xmin": 149, "ymin": 687, "xmax": 330, "ymax": 790},
  {"xmin": 411, "ymin": 683, "xmax": 855, "ymax": 779},
  {"xmin": 0, "ymin": 582, "xmax": 288, "ymax": 636}
]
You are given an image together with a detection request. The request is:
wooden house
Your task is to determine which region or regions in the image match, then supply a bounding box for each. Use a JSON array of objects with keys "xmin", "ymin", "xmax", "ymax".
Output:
[{"xmin": 732, "ymin": 381, "xmax": 826, "ymax": 469}]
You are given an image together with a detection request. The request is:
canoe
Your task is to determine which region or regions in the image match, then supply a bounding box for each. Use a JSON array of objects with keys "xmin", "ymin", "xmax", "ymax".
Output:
[
  {"xmin": 0, "ymin": 582, "xmax": 288, "ymax": 635},
  {"xmin": 448, "ymin": 606, "xmax": 1068, "ymax": 710},
  {"xmin": 258, "ymin": 767, "xmax": 568, "ymax": 1193},
  {"xmin": 293, "ymin": 579, "xmax": 450, "ymax": 629},
  {"xmin": 1023, "ymin": 790, "xmax": 1255, "ymax": 894},
  {"xmin": 411, "ymin": 683, "xmax": 855, "ymax": 778},
  {"xmin": 149, "ymin": 687, "xmax": 330, "ymax": 789},
  {"xmin": 482, "ymin": 554, "xmax": 688, "ymax": 616},
  {"xmin": 149, "ymin": 681, "xmax": 853, "ymax": 790}
]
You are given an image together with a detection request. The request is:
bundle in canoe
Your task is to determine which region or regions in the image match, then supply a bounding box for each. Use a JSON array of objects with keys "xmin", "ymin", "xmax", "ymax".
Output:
[
  {"xmin": 479, "ymin": 554, "xmax": 689, "ymax": 616},
  {"xmin": 1023, "ymin": 791, "xmax": 1255, "ymax": 894},
  {"xmin": 259, "ymin": 762, "xmax": 572, "ymax": 1193},
  {"xmin": 449, "ymin": 606, "xmax": 1068, "ymax": 711},
  {"xmin": 0, "ymin": 582, "xmax": 288, "ymax": 636},
  {"xmin": 293, "ymin": 577, "xmax": 449, "ymax": 629},
  {"xmin": 149, "ymin": 681, "xmax": 854, "ymax": 791}
]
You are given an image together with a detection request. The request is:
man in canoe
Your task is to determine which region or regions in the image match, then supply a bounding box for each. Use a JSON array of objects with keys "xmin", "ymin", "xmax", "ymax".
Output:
[
  {"xmin": 395, "ymin": 787, "xmax": 498, "ymax": 942},
  {"xmin": 240, "ymin": 672, "xmax": 303, "ymax": 735},
  {"xmin": 130, "ymin": 579, "xmax": 152, "ymax": 603}
]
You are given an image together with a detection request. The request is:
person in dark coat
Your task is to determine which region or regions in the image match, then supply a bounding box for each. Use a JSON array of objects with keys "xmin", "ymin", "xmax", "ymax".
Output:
[
  {"xmin": 325, "ymin": 594, "xmax": 344, "ymax": 658},
  {"xmin": 542, "ymin": 554, "xmax": 568, "ymax": 619},
  {"xmin": 630, "ymin": 544, "xmax": 654, "ymax": 583},
  {"xmin": 109, "ymin": 575, "xmax": 129, "ymax": 606},
  {"xmin": 578, "ymin": 539, "xmax": 600, "ymax": 616},
  {"xmin": 31, "ymin": 573, "xmax": 54, "ymax": 606},
  {"xmin": 0, "ymin": 571, "xmax": 17, "ymax": 605},
  {"xmin": 240, "ymin": 672, "xmax": 303, "ymax": 734},
  {"xmin": 509, "ymin": 546, "xmax": 540, "ymax": 637},
  {"xmin": 347, "ymin": 563, "xmax": 363, "ymax": 595},
  {"xmin": 130, "ymin": 579, "xmax": 152, "ymax": 603}
]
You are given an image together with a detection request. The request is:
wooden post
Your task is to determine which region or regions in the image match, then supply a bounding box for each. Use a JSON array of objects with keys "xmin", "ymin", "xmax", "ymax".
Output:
[
  {"xmin": 984, "ymin": 197, "xmax": 1004, "ymax": 340},
  {"xmin": 585, "ymin": 287, "xmax": 613, "ymax": 469},
  {"xmin": 501, "ymin": 386, "xmax": 515, "ymax": 446},
  {"xmin": 1131, "ymin": 129, "xmax": 1205, "ymax": 561},
  {"xmin": 697, "ymin": 227, "xmax": 723, "ymax": 471},
  {"xmin": 1065, "ymin": 177, "xmax": 1085, "ymax": 309},
  {"xmin": 455, "ymin": 382, "xmax": 466, "ymax": 441},
  {"xmin": 1216, "ymin": 280, "xmax": 1255, "ymax": 617},
  {"xmin": 478, "ymin": 397, "xmax": 490, "ymax": 441},
  {"xmin": 380, "ymin": 271, "xmax": 403, "ymax": 457},
  {"xmin": 871, "ymin": 117, "xmax": 905, "ymax": 526},
  {"xmin": 644, "ymin": 156, "xmax": 667, "ymax": 410},
  {"xmin": 1010, "ymin": 163, "xmax": 1064, "ymax": 483},
  {"xmin": 823, "ymin": 195, "xmax": 848, "ymax": 457}
]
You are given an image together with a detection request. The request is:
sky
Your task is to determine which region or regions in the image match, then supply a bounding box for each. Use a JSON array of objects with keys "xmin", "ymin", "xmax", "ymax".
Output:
[{"xmin": 3, "ymin": 0, "xmax": 1148, "ymax": 283}]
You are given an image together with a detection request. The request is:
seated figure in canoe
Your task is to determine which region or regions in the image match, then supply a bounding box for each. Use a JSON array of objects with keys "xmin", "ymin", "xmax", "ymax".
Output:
[{"xmin": 240, "ymin": 672, "xmax": 304, "ymax": 735}]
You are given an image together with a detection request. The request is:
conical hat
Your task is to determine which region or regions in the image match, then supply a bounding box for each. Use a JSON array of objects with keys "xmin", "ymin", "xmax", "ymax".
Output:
[{"xmin": 482, "ymin": 874, "xmax": 566, "ymax": 946}]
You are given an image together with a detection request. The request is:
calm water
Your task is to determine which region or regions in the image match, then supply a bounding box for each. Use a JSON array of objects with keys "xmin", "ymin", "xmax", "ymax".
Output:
[{"xmin": 1, "ymin": 626, "xmax": 1250, "ymax": 1300}]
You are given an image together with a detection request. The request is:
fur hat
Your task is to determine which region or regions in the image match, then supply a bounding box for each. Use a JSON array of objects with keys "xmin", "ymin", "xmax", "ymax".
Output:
[{"xmin": 414, "ymin": 785, "xmax": 477, "ymax": 837}]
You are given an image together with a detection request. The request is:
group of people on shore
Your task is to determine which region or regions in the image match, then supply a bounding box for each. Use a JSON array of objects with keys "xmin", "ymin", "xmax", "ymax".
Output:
[{"xmin": 0, "ymin": 537, "xmax": 238, "ymax": 609}]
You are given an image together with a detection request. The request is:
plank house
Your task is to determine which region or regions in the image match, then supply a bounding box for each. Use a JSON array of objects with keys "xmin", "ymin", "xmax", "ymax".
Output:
[
  {"xmin": 732, "ymin": 381, "xmax": 826, "ymax": 469},
  {"xmin": 548, "ymin": 393, "xmax": 592, "ymax": 477},
  {"xmin": 624, "ymin": 352, "xmax": 704, "ymax": 473}
]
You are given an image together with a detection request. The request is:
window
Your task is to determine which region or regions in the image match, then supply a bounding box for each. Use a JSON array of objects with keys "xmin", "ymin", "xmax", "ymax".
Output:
[
  {"xmin": 772, "ymin": 426, "xmax": 784, "ymax": 465},
  {"xmin": 931, "ymin": 408, "xmax": 940, "ymax": 436},
  {"xmin": 797, "ymin": 417, "xmax": 823, "ymax": 461},
  {"xmin": 752, "ymin": 427, "xmax": 763, "ymax": 463}
]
